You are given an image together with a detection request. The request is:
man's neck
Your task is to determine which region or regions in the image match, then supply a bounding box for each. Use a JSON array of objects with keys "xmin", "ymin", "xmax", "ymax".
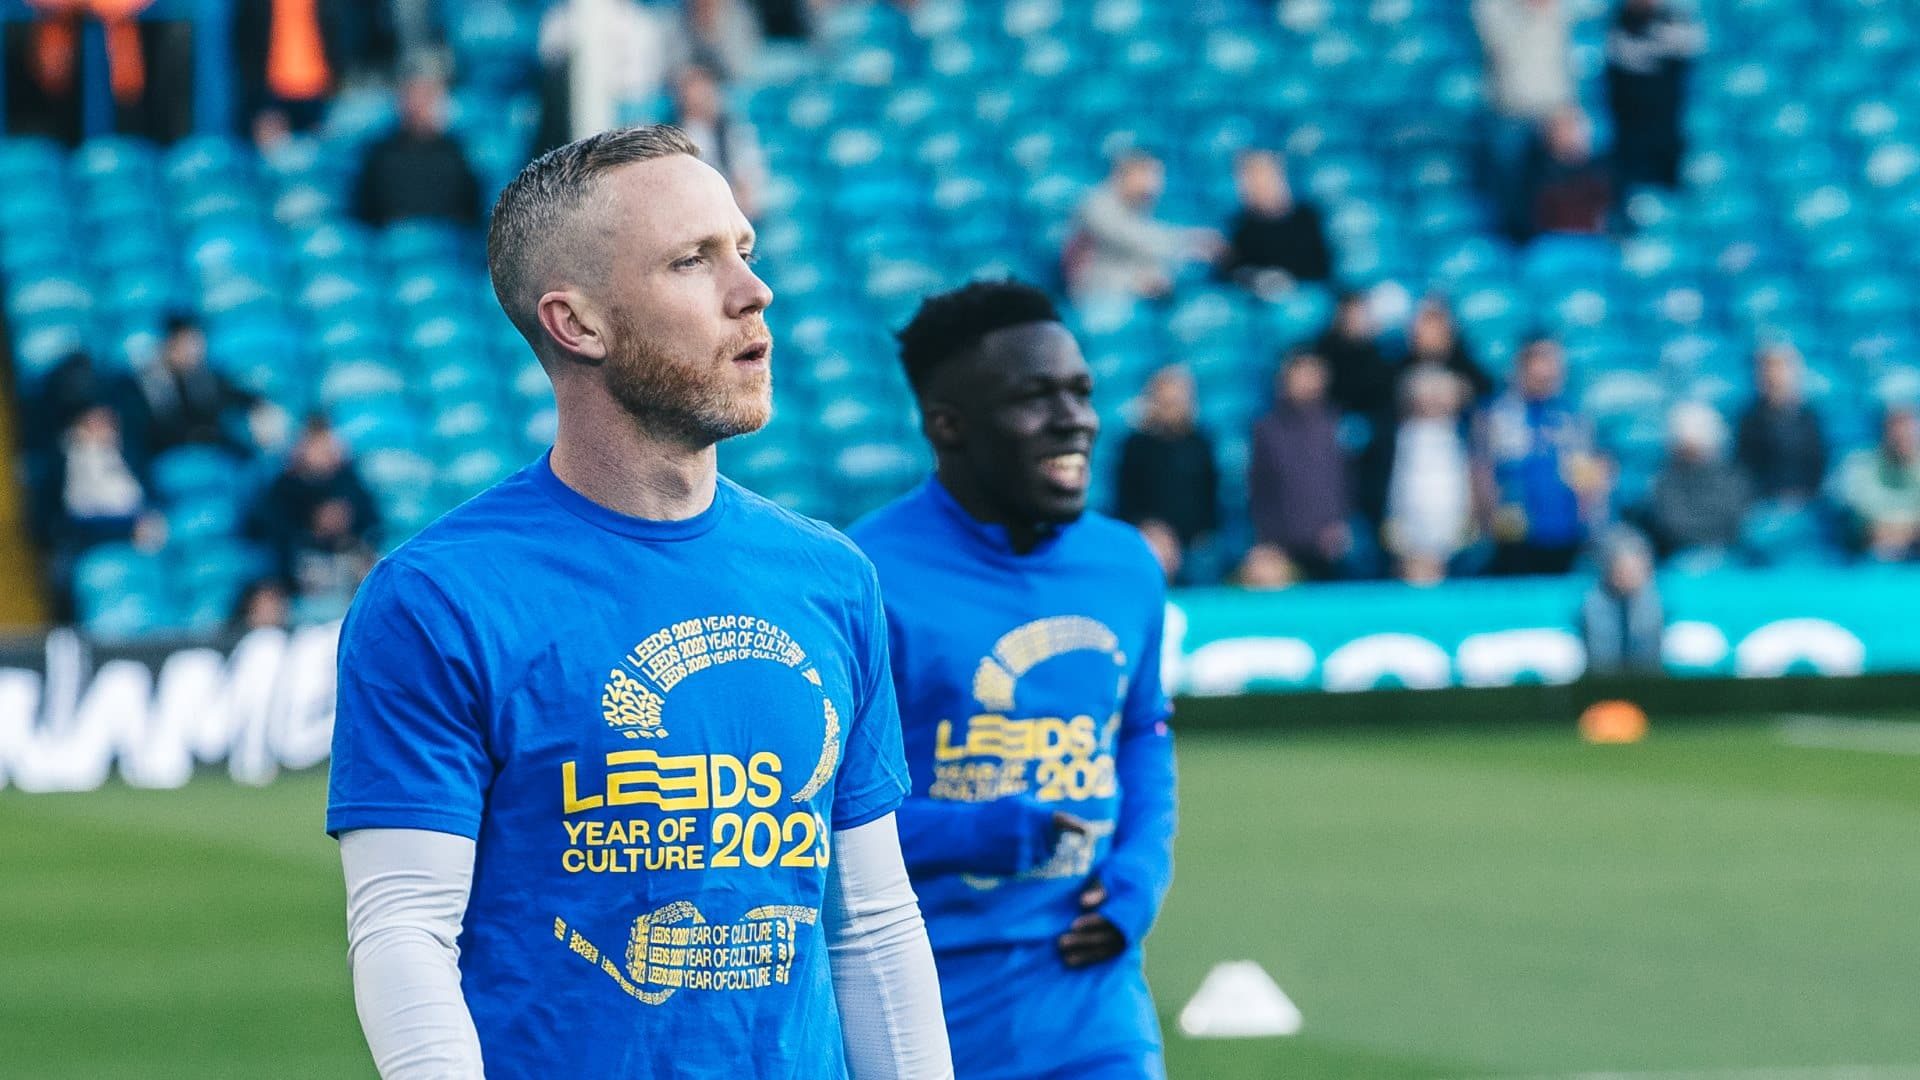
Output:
[
  {"xmin": 934, "ymin": 463, "xmax": 1049, "ymax": 555},
  {"xmin": 550, "ymin": 398, "xmax": 717, "ymax": 522}
]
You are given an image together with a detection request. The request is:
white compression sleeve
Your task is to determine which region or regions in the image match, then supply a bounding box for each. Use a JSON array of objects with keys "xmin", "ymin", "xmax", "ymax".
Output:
[
  {"xmin": 340, "ymin": 828, "xmax": 486, "ymax": 1080},
  {"xmin": 825, "ymin": 814, "xmax": 955, "ymax": 1080}
]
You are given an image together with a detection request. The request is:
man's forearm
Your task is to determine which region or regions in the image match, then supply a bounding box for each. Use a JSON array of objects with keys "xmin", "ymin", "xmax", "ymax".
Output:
[
  {"xmin": 341, "ymin": 829, "xmax": 485, "ymax": 1079},
  {"xmin": 826, "ymin": 815, "xmax": 954, "ymax": 1079},
  {"xmin": 1098, "ymin": 721, "xmax": 1178, "ymax": 944}
]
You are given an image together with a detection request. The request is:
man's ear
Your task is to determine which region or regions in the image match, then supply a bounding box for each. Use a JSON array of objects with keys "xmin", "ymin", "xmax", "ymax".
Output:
[
  {"xmin": 921, "ymin": 400, "xmax": 964, "ymax": 452},
  {"xmin": 536, "ymin": 290, "xmax": 609, "ymax": 365}
]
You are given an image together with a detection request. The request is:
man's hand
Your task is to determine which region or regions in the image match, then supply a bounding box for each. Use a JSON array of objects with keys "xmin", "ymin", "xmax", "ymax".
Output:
[{"xmin": 1056, "ymin": 879, "xmax": 1128, "ymax": 969}]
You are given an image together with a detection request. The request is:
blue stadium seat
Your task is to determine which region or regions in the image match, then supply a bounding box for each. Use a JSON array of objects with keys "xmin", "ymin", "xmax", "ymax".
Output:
[{"xmin": 151, "ymin": 446, "xmax": 242, "ymax": 503}]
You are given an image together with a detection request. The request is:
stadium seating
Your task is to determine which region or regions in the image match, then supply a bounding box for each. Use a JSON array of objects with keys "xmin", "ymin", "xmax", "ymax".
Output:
[{"xmin": 4, "ymin": 0, "xmax": 1917, "ymax": 638}]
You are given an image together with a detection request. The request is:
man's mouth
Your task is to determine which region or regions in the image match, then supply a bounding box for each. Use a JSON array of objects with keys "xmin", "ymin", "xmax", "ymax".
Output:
[
  {"xmin": 732, "ymin": 341, "xmax": 772, "ymax": 367},
  {"xmin": 1037, "ymin": 452, "xmax": 1089, "ymax": 492}
]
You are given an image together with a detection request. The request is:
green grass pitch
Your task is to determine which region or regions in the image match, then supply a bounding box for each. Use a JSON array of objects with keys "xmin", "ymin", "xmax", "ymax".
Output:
[{"xmin": 3, "ymin": 717, "xmax": 1917, "ymax": 1078}]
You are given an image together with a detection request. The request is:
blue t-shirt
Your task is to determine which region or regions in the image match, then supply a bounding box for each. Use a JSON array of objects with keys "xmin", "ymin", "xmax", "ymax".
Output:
[
  {"xmin": 1486, "ymin": 393, "xmax": 1590, "ymax": 547},
  {"xmin": 327, "ymin": 454, "xmax": 910, "ymax": 1079},
  {"xmin": 849, "ymin": 479, "xmax": 1177, "ymax": 956}
]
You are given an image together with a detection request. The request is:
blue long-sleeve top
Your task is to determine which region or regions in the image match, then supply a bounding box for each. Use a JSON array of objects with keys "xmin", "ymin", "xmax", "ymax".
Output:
[{"xmin": 849, "ymin": 479, "xmax": 1177, "ymax": 953}]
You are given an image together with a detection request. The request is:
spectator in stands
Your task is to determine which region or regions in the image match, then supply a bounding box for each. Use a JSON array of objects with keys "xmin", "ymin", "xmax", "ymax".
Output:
[
  {"xmin": 670, "ymin": 63, "xmax": 768, "ymax": 219},
  {"xmin": 537, "ymin": 0, "xmax": 683, "ymax": 146},
  {"xmin": 1247, "ymin": 350, "xmax": 1358, "ymax": 581},
  {"xmin": 135, "ymin": 313, "xmax": 263, "ymax": 457},
  {"xmin": 1474, "ymin": 0, "xmax": 1574, "ymax": 238},
  {"xmin": 1216, "ymin": 150, "xmax": 1332, "ymax": 299},
  {"xmin": 46, "ymin": 404, "xmax": 166, "ymax": 553},
  {"xmin": 247, "ymin": 416, "xmax": 381, "ymax": 589},
  {"xmin": 1383, "ymin": 370, "xmax": 1478, "ymax": 585},
  {"xmin": 1647, "ymin": 401, "xmax": 1750, "ymax": 562},
  {"xmin": 684, "ymin": 0, "xmax": 763, "ymax": 85},
  {"xmin": 1479, "ymin": 336, "xmax": 1608, "ymax": 575},
  {"xmin": 1735, "ymin": 344, "xmax": 1827, "ymax": 503},
  {"xmin": 1115, "ymin": 365, "xmax": 1220, "ymax": 583},
  {"xmin": 1838, "ymin": 406, "xmax": 1920, "ymax": 562},
  {"xmin": 1605, "ymin": 0, "xmax": 1705, "ymax": 191},
  {"xmin": 1523, "ymin": 107, "xmax": 1615, "ymax": 240},
  {"xmin": 230, "ymin": 578, "xmax": 292, "ymax": 634},
  {"xmin": 27, "ymin": 349, "xmax": 140, "ymax": 461},
  {"xmin": 1580, "ymin": 525, "xmax": 1664, "ymax": 675},
  {"xmin": 13, "ymin": 0, "xmax": 195, "ymax": 143},
  {"xmin": 351, "ymin": 73, "xmax": 482, "ymax": 228},
  {"xmin": 233, "ymin": 0, "xmax": 346, "ymax": 135},
  {"xmin": 1314, "ymin": 291, "xmax": 1397, "ymax": 419},
  {"xmin": 1401, "ymin": 296, "xmax": 1495, "ymax": 402},
  {"xmin": 1064, "ymin": 150, "xmax": 1222, "ymax": 301}
]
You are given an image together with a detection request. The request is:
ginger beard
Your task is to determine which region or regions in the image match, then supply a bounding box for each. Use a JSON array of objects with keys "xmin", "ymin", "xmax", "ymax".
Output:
[{"xmin": 601, "ymin": 304, "xmax": 773, "ymax": 446}]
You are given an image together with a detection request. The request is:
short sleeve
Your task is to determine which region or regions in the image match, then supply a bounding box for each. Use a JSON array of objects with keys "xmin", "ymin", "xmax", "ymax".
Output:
[
  {"xmin": 327, "ymin": 559, "xmax": 493, "ymax": 839},
  {"xmin": 830, "ymin": 559, "xmax": 911, "ymax": 831}
]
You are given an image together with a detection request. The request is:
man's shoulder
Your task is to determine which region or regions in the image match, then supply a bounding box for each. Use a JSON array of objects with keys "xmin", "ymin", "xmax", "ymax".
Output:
[
  {"xmin": 1068, "ymin": 511, "xmax": 1161, "ymax": 579},
  {"xmin": 370, "ymin": 469, "xmax": 550, "ymax": 589},
  {"xmin": 724, "ymin": 478, "xmax": 876, "ymax": 576}
]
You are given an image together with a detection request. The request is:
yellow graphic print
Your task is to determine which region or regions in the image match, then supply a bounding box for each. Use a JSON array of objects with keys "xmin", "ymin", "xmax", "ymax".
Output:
[
  {"xmin": 554, "ymin": 613, "xmax": 849, "ymax": 1007},
  {"xmin": 970, "ymin": 615, "xmax": 1122, "ymax": 712},
  {"xmin": 553, "ymin": 901, "xmax": 820, "ymax": 1007},
  {"xmin": 790, "ymin": 693, "xmax": 841, "ymax": 804},
  {"xmin": 601, "ymin": 669, "xmax": 667, "ymax": 740},
  {"xmin": 936, "ymin": 616, "xmax": 1130, "ymax": 888}
]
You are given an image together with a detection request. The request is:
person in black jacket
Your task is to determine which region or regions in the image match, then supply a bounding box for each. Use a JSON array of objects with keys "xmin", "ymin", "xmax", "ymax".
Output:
[
  {"xmin": 1314, "ymin": 291, "xmax": 1397, "ymax": 419},
  {"xmin": 1735, "ymin": 344, "xmax": 1827, "ymax": 503},
  {"xmin": 247, "ymin": 415, "xmax": 381, "ymax": 591},
  {"xmin": 1217, "ymin": 150, "xmax": 1333, "ymax": 298},
  {"xmin": 351, "ymin": 73, "xmax": 482, "ymax": 227},
  {"xmin": 1401, "ymin": 295, "xmax": 1496, "ymax": 402},
  {"xmin": 1605, "ymin": 0, "xmax": 1705, "ymax": 190},
  {"xmin": 1115, "ymin": 365, "xmax": 1220, "ymax": 582},
  {"xmin": 135, "ymin": 313, "xmax": 264, "ymax": 457}
]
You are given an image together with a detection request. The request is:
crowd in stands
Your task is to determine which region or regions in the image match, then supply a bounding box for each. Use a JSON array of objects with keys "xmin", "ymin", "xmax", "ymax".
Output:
[
  {"xmin": 5, "ymin": 0, "xmax": 1920, "ymax": 639},
  {"xmin": 19, "ymin": 309, "xmax": 381, "ymax": 625}
]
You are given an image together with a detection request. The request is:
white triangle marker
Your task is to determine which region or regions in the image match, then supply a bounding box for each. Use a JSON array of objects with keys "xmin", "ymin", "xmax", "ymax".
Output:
[{"xmin": 1176, "ymin": 961, "xmax": 1303, "ymax": 1039}]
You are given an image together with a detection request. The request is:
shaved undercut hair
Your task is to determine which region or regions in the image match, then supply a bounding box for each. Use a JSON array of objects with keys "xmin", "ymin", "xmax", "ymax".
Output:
[{"xmin": 486, "ymin": 124, "xmax": 702, "ymax": 359}]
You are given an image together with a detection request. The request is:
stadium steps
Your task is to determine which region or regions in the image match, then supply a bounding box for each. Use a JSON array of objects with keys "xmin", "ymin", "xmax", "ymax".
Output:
[{"xmin": 0, "ymin": 379, "xmax": 47, "ymax": 629}]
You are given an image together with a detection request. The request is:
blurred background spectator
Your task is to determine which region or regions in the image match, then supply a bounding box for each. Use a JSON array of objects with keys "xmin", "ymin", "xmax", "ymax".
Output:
[
  {"xmin": 6, "ymin": 0, "xmax": 195, "ymax": 144},
  {"xmin": 1115, "ymin": 365, "xmax": 1219, "ymax": 584},
  {"xmin": 1064, "ymin": 150, "xmax": 1221, "ymax": 301},
  {"xmin": 681, "ymin": 0, "xmax": 760, "ymax": 86},
  {"xmin": 232, "ymin": 0, "xmax": 351, "ymax": 136},
  {"xmin": 1381, "ymin": 369, "xmax": 1478, "ymax": 585},
  {"xmin": 45, "ymin": 403, "xmax": 165, "ymax": 557},
  {"xmin": 1646, "ymin": 400, "xmax": 1749, "ymax": 565},
  {"xmin": 1735, "ymin": 344, "xmax": 1827, "ymax": 504},
  {"xmin": 1480, "ymin": 337, "xmax": 1607, "ymax": 576},
  {"xmin": 1838, "ymin": 407, "xmax": 1920, "ymax": 563},
  {"xmin": 669, "ymin": 61, "xmax": 765, "ymax": 219},
  {"xmin": 1247, "ymin": 350, "xmax": 1359, "ymax": 583},
  {"xmin": 351, "ymin": 71, "xmax": 480, "ymax": 227},
  {"xmin": 229, "ymin": 576, "xmax": 291, "ymax": 633},
  {"xmin": 1314, "ymin": 291, "xmax": 1396, "ymax": 419},
  {"xmin": 1580, "ymin": 525, "xmax": 1664, "ymax": 675},
  {"xmin": 1216, "ymin": 150, "xmax": 1332, "ymax": 300},
  {"xmin": 1522, "ymin": 108, "xmax": 1615, "ymax": 240},
  {"xmin": 1474, "ymin": 0, "xmax": 1574, "ymax": 239},
  {"xmin": 246, "ymin": 415, "xmax": 379, "ymax": 604},
  {"xmin": 536, "ymin": 0, "xmax": 682, "ymax": 146},
  {"xmin": 1604, "ymin": 0, "xmax": 1706, "ymax": 191},
  {"xmin": 134, "ymin": 313, "xmax": 264, "ymax": 457},
  {"xmin": 1400, "ymin": 296, "xmax": 1495, "ymax": 403}
]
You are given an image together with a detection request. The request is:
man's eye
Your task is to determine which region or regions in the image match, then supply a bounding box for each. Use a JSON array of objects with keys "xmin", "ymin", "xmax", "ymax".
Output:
[
  {"xmin": 674, "ymin": 255, "xmax": 705, "ymax": 270},
  {"xmin": 740, "ymin": 250, "xmax": 759, "ymax": 265}
]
